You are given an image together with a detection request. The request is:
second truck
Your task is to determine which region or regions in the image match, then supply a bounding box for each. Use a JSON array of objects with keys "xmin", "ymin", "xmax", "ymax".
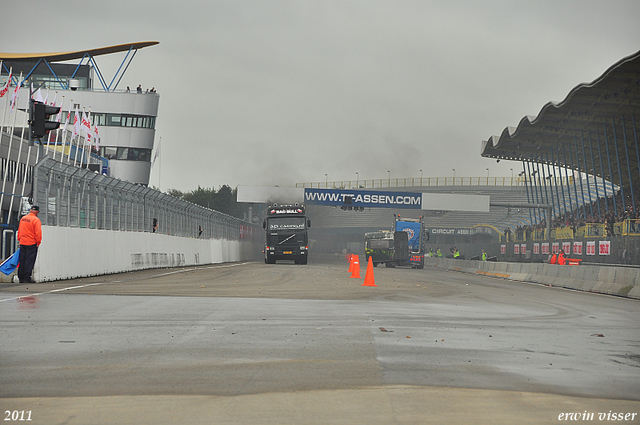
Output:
[{"xmin": 364, "ymin": 216, "xmax": 426, "ymax": 269}]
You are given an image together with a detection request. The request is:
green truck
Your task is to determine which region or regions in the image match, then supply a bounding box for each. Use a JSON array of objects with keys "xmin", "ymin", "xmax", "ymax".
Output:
[{"xmin": 364, "ymin": 217, "xmax": 425, "ymax": 268}]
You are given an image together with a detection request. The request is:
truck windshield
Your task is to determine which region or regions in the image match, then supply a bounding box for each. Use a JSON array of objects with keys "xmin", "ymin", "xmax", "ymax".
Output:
[
  {"xmin": 367, "ymin": 240, "xmax": 392, "ymax": 249},
  {"xmin": 268, "ymin": 217, "xmax": 306, "ymax": 231}
]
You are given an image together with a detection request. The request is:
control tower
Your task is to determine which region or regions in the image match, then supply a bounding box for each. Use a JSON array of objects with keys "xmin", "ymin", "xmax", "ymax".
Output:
[{"xmin": 1, "ymin": 41, "xmax": 160, "ymax": 185}]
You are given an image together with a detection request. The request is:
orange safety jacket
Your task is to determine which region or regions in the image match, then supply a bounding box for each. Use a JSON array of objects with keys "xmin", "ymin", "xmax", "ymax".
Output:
[
  {"xmin": 549, "ymin": 254, "xmax": 557, "ymax": 264},
  {"xmin": 17, "ymin": 212, "xmax": 42, "ymax": 246},
  {"xmin": 558, "ymin": 253, "xmax": 566, "ymax": 265}
]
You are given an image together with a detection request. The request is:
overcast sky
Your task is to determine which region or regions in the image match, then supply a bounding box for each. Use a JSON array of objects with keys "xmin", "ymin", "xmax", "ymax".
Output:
[{"xmin": 2, "ymin": 1, "xmax": 639, "ymax": 191}]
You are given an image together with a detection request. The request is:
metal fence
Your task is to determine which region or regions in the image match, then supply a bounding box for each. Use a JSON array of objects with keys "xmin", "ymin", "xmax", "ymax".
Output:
[
  {"xmin": 296, "ymin": 175, "xmax": 575, "ymax": 189},
  {"xmin": 33, "ymin": 157, "xmax": 257, "ymax": 241}
]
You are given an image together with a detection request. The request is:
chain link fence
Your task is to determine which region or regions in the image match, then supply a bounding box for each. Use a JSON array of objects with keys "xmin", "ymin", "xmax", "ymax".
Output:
[{"xmin": 33, "ymin": 157, "xmax": 257, "ymax": 241}]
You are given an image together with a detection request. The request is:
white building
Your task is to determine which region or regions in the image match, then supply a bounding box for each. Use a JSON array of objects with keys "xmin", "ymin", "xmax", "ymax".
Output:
[{"xmin": 1, "ymin": 41, "xmax": 160, "ymax": 186}]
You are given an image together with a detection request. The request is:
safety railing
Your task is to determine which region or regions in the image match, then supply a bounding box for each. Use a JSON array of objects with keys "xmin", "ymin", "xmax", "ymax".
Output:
[
  {"xmin": 33, "ymin": 157, "xmax": 257, "ymax": 241},
  {"xmin": 497, "ymin": 221, "xmax": 637, "ymax": 242},
  {"xmin": 621, "ymin": 219, "xmax": 640, "ymax": 236},
  {"xmin": 296, "ymin": 175, "xmax": 574, "ymax": 189}
]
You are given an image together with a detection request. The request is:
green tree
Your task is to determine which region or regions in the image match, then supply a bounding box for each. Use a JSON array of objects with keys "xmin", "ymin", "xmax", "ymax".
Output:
[{"xmin": 166, "ymin": 186, "xmax": 247, "ymax": 219}]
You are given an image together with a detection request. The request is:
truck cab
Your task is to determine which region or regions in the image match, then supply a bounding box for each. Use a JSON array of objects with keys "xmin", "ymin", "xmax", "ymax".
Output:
[{"xmin": 263, "ymin": 204, "xmax": 311, "ymax": 265}]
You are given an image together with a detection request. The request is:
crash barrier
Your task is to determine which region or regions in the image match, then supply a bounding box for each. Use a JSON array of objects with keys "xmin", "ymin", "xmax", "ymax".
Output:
[
  {"xmin": 0, "ymin": 226, "xmax": 262, "ymax": 283},
  {"xmin": 424, "ymin": 257, "xmax": 640, "ymax": 300}
]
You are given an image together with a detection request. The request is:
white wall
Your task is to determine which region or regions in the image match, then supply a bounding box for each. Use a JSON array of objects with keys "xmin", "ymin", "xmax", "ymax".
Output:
[{"xmin": 33, "ymin": 226, "xmax": 259, "ymax": 282}]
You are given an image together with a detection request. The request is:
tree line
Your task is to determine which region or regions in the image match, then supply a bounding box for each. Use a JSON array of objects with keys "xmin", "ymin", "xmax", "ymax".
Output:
[{"xmin": 166, "ymin": 185, "xmax": 248, "ymax": 219}]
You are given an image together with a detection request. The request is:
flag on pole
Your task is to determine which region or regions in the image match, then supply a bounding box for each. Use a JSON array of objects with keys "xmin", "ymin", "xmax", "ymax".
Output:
[
  {"xmin": 72, "ymin": 106, "xmax": 80, "ymax": 137},
  {"xmin": 81, "ymin": 110, "xmax": 91, "ymax": 145},
  {"xmin": 0, "ymin": 67, "xmax": 12, "ymax": 98},
  {"xmin": 10, "ymin": 83, "xmax": 20, "ymax": 112},
  {"xmin": 93, "ymin": 123, "xmax": 100, "ymax": 151},
  {"xmin": 9, "ymin": 73, "xmax": 21, "ymax": 113}
]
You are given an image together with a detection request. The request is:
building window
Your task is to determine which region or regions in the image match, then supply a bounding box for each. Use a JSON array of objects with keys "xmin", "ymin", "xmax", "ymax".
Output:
[
  {"xmin": 102, "ymin": 147, "xmax": 117, "ymax": 159},
  {"xmin": 58, "ymin": 112, "xmax": 155, "ymax": 129},
  {"xmin": 100, "ymin": 147, "xmax": 151, "ymax": 162}
]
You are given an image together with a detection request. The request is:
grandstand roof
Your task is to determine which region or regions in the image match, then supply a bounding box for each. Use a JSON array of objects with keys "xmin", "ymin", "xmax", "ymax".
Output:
[
  {"xmin": 0, "ymin": 42, "xmax": 158, "ymax": 62},
  {"xmin": 481, "ymin": 50, "xmax": 640, "ymax": 167}
]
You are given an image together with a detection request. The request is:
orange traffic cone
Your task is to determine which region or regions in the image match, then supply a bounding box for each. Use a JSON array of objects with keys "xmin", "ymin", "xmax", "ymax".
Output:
[
  {"xmin": 350, "ymin": 255, "xmax": 361, "ymax": 278},
  {"xmin": 362, "ymin": 256, "xmax": 377, "ymax": 286},
  {"xmin": 348, "ymin": 255, "xmax": 354, "ymax": 273}
]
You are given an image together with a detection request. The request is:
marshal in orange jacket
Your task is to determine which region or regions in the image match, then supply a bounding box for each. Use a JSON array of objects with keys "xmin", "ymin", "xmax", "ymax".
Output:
[{"xmin": 17, "ymin": 211, "xmax": 42, "ymax": 246}]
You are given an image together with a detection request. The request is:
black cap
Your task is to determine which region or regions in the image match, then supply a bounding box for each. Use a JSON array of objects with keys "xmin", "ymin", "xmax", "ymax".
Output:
[{"xmin": 31, "ymin": 205, "xmax": 39, "ymax": 211}]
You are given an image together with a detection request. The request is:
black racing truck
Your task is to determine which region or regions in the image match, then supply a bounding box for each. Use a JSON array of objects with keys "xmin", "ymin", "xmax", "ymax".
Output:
[{"xmin": 263, "ymin": 204, "xmax": 311, "ymax": 265}]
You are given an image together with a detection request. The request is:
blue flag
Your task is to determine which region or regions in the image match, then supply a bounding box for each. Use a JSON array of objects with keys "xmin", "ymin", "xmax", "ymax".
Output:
[{"xmin": 0, "ymin": 248, "xmax": 20, "ymax": 275}]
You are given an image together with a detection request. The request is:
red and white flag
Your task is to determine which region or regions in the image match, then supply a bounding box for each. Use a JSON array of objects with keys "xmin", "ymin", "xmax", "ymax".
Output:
[
  {"xmin": 81, "ymin": 111, "xmax": 92, "ymax": 144},
  {"xmin": 93, "ymin": 124, "xmax": 100, "ymax": 151},
  {"xmin": 9, "ymin": 79, "xmax": 20, "ymax": 113},
  {"xmin": 0, "ymin": 68, "xmax": 12, "ymax": 98},
  {"xmin": 72, "ymin": 106, "xmax": 80, "ymax": 137}
]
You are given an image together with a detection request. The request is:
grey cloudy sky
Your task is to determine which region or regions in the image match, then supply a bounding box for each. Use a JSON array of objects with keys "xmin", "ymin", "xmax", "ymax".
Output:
[{"xmin": 3, "ymin": 1, "xmax": 640, "ymax": 191}]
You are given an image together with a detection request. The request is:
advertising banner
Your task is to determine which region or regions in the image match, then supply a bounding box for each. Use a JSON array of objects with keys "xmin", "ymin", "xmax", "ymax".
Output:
[
  {"xmin": 573, "ymin": 241, "xmax": 583, "ymax": 255},
  {"xmin": 304, "ymin": 188, "xmax": 422, "ymax": 209},
  {"xmin": 533, "ymin": 243, "xmax": 540, "ymax": 255},
  {"xmin": 541, "ymin": 243, "xmax": 549, "ymax": 255},
  {"xmin": 599, "ymin": 241, "xmax": 611, "ymax": 255},
  {"xmin": 587, "ymin": 241, "xmax": 596, "ymax": 255}
]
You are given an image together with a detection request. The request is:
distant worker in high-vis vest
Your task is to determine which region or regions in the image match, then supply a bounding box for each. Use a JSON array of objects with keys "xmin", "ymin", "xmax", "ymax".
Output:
[{"xmin": 481, "ymin": 249, "xmax": 487, "ymax": 261}]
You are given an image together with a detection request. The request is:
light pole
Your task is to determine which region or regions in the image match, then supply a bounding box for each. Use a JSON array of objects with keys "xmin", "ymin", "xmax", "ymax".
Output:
[
  {"xmin": 419, "ymin": 169, "xmax": 423, "ymax": 186},
  {"xmin": 325, "ymin": 173, "xmax": 328, "ymax": 188},
  {"xmin": 486, "ymin": 168, "xmax": 490, "ymax": 185},
  {"xmin": 452, "ymin": 168, "xmax": 455, "ymax": 185},
  {"xmin": 355, "ymin": 172, "xmax": 359, "ymax": 188},
  {"xmin": 387, "ymin": 170, "xmax": 390, "ymax": 187}
]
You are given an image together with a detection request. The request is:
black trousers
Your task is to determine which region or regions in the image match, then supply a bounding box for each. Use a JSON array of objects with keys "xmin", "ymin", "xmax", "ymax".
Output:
[{"xmin": 18, "ymin": 244, "xmax": 38, "ymax": 282}]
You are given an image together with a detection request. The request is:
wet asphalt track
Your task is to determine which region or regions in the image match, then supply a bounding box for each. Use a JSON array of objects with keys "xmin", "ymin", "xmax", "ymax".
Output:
[{"xmin": 1, "ymin": 254, "xmax": 639, "ymax": 424}]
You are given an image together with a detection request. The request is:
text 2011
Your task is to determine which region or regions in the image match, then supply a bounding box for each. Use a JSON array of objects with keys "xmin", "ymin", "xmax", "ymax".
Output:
[{"xmin": 4, "ymin": 411, "xmax": 32, "ymax": 421}]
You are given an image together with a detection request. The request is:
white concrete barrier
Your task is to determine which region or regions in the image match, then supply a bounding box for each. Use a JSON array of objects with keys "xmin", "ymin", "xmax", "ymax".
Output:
[
  {"xmin": 23, "ymin": 227, "xmax": 261, "ymax": 282},
  {"xmin": 425, "ymin": 258, "xmax": 639, "ymax": 299}
]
